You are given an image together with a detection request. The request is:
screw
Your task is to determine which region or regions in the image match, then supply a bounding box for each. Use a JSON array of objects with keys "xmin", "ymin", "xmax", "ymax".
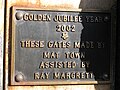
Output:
[
  {"xmin": 104, "ymin": 16, "xmax": 109, "ymax": 22},
  {"xmin": 103, "ymin": 73, "xmax": 109, "ymax": 80},
  {"xmin": 15, "ymin": 12, "xmax": 23, "ymax": 20},
  {"xmin": 15, "ymin": 73, "xmax": 24, "ymax": 82}
]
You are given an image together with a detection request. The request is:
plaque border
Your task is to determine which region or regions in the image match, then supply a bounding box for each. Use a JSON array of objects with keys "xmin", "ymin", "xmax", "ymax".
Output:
[{"xmin": 10, "ymin": 6, "xmax": 113, "ymax": 86}]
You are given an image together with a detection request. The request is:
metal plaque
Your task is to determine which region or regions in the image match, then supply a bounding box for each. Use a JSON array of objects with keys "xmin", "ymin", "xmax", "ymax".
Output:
[{"xmin": 10, "ymin": 7, "xmax": 112, "ymax": 85}]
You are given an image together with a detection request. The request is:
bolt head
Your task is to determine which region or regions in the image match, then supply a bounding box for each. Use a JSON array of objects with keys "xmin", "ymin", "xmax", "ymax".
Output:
[
  {"xmin": 15, "ymin": 74, "xmax": 24, "ymax": 82},
  {"xmin": 104, "ymin": 16, "xmax": 109, "ymax": 22},
  {"xmin": 15, "ymin": 12, "xmax": 23, "ymax": 20},
  {"xmin": 103, "ymin": 73, "xmax": 109, "ymax": 80}
]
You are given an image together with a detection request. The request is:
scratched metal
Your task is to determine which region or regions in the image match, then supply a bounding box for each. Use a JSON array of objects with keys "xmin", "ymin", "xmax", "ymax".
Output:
[{"xmin": 11, "ymin": 8, "xmax": 111, "ymax": 85}]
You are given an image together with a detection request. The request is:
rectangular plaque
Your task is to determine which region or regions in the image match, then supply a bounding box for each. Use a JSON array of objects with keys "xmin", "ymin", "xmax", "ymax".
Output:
[{"xmin": 10, "ymin": 7, "xmax": 113, "ymax": 85}]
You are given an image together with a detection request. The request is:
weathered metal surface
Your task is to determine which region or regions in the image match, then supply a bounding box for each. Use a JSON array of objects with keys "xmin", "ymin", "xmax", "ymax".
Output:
[{"xmin": 10, "ymin": 7, "xmax": 112, "ymax": 85}]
